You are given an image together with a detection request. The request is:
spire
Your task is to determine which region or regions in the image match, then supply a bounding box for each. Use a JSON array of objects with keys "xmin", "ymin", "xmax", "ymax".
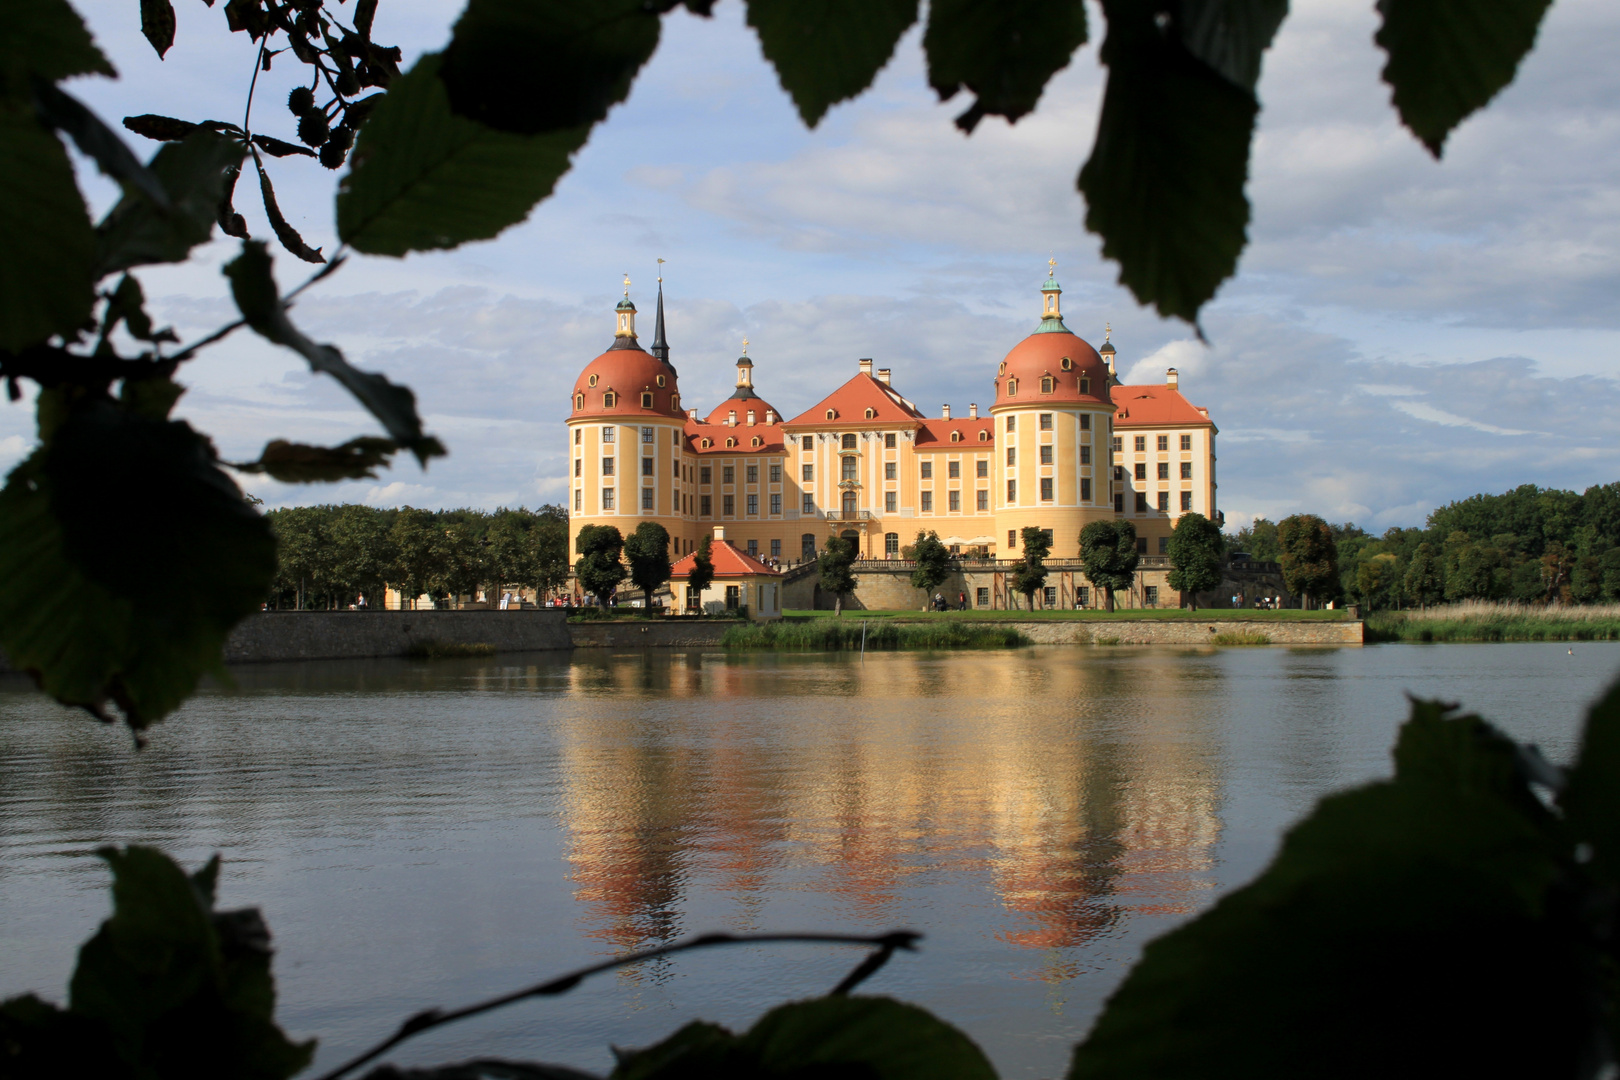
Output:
[
  {"xmin": 1034, "ymin": 259, "xmax": 1070, "ymax": 334},
  {"xmin": 650, "ymin": 258, "xmax": 671, "ymax": 367},
  {"xmin": 610, "ymin": 273, "xmax": 640, "ymax": 350},
  {"xmin": 729, "ymin": 337, "xmax": 758, "ymax": 400}
]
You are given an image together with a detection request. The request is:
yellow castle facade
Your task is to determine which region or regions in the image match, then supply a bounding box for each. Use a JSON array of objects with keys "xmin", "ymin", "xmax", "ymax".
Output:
[{"xmin": 566, "ymin": 270, "xmax": 1219, "ymax": 570}]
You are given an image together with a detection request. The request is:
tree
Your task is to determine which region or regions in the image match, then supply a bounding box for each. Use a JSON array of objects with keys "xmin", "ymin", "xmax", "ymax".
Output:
[
  {"xmin": 686, "ymin": 534, "xmax": 716, "ymax": 612},
  {"xmin": 389, "ymin": 508, "xmax": 441, "ymax": 610},
  {"xmin": 908, "ymin": 531, "xmax": 952, "ymax": 608},
  {"xmin": 1081, "ymin": 520, "xmax": 1139, "ymax": 612},
  {"xmin": 1012, "ymin": 527, "xmax": 1052, "ymax": 610},
  {"xmin": 1166, "ymin": 512, "xmax": 1224, "ymax": 609},
  {"xmin": 1278, "ymin": 514, "xmax": 1339, "ymax": 609},
  {"xmin": 624, "ymin": 521, "xmax": 672, "ymax": 609},
  {"xmin": 1405, "ymin": 542, "xmax": 1444, "ymax": 608},
  {"xmin": 329, "ymin": 504, "xmax": 393, "ymax": 609},
  {"xmin": 574, "ymin": 525, "xmax": 626, "ymax": 611},
  {"xmin": 1232, "ymin": 517, "xmax": 1281, "ymax": 563},
  {"xmin": 818, "ymin": 537, "xmax": 857, "ymax": 616},
  {"xmin": 1356, "ymin": 554, "xmax": 1398, "ymax": 612}
]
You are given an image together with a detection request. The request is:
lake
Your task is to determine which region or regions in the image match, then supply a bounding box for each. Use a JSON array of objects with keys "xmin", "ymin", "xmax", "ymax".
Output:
[{"xmin": 3, "ymin": 643, "xmax": 1616, "ymax": 1078}]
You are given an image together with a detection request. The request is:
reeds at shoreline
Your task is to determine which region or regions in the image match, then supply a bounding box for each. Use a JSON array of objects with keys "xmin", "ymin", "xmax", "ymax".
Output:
[
  {"xmin": 1367, "ymin": 601, "xmax": 1620, "ymax": 643},
  {"xmin": 721, "ymin": 621, "xmax": 1031, "ymax": 650}
]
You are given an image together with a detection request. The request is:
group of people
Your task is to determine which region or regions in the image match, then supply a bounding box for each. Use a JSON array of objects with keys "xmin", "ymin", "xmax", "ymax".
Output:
[{"xmin": 931, "ymin": 592, "xmax": 970, "ymax": 612}]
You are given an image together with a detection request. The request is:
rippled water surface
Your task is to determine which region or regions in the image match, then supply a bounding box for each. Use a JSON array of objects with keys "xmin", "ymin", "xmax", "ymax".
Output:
[{"xmin": 3, "ymin": 643, "xmax": 1616, "ymax": 1077}]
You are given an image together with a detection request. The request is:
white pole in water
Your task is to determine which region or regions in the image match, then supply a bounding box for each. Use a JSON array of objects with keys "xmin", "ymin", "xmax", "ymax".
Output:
[{"xmin": 861, "ymin": 620, "xmax": 867, "ymax": 659}]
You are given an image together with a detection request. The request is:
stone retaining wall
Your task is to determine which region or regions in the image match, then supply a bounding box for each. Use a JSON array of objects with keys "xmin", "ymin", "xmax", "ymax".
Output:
[
  {"xmin": 566, "ymin": 621, "xmax": 733, "ymax": 648},
  {"xmin": 222, "ymin": 610, "xmax": 573, "ymax": 663},
  {"xmin": 1003, "ymin": 619, "xmax": 1363, "ymax": 645}
]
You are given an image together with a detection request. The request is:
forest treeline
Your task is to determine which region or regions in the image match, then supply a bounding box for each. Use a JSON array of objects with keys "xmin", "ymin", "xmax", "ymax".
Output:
[
  {"xmin": 1231, "ymin": 483, "xmax": 1620, "ymax": 608},
  {"xmin": 266, "ymin": 505, "xmax": 569, "ymax": 609}
]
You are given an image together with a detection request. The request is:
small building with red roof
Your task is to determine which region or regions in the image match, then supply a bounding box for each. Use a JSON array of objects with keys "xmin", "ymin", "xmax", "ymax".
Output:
[{"xmin": 670, "ymin": 527, "xmax": 783, "ymax": 618}]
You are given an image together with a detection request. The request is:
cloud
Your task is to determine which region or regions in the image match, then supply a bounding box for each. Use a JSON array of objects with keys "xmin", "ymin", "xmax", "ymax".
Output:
[{"xmin": 1388, "ymin": 401, "xmax": 1533, "ymax": 436}]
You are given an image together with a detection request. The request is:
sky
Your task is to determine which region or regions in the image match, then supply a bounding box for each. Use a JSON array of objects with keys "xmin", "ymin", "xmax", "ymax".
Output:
[{"xmin": 15, "ymin": 0, "xmax": 1620, "ymax": 532}]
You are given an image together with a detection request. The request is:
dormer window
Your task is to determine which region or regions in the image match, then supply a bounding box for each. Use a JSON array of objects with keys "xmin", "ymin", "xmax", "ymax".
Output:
[
  {"xmin": 588, "ymin": 374, "xmax": 598, "ymax": 387},
  {"xmin": 1061, "ymin": 357, "xmax": 1072, "ymax": 371},
  {"xmin": 701, "ymin": 438, "xmax": 712, "ymax": 449},
  {"xmin": 864, "ymin": 407, "xmax": 876, "ymax": 419},
  {"xmin": 641, "ymin": 392, "xmax": 654, "ymax": 408},
  {"xmin": 752, "ymin": 436, "xmax": 762, "ymax": 447},
  {"xmin": 574, "ymin": 393, "xmax": 584, "ymax": 410},
  {"xmin": 1080, "ymin": 376, "xmax": 1090, "ymax": 394},
  {"xmin": 656, "ymin": 374, "xmax": 666, "ymax": 387},
  {"xmin": 826, "ymin": 409, "xmax": 836, "ymax": 420},
  {"xmin": 1007, "ymin": 378, "xmax": 1018, "ymax": 396},
  {"xmin": 950, "ymin": 431, "xmax": 961, "ymax": 443},
  {"xmin": 979, "ymin": 430, "xmax": 990, "ymax": 442},
  {"xmin": 671, "ymin": 394, "xmax": 680, "ymax": 410},
  {"xmin": 1041, "ymin": 376, "xmax": 1054, "ymax": 393},
  {"xmin": 603, "ymin": 391, "xmax": 617, "ymax": 407},
  {"xmin": 726, "ymin": 437, "xmax": 736, "ymax": 448}
]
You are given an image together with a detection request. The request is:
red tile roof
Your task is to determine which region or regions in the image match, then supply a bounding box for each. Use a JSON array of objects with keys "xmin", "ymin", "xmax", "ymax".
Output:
[
  {"xmin": 570, "ymin": 346, "xmax": 685, "ymax": 420},
  {"xmin": 671, "ymin": 539, "xmax": 782, "ymax": 578},
  {"xmin": 1113, "ymin": 384, "xmax": 1215, "ymax": 427},
  {"xmin": 913, "ymin": 417, "xmax": 995, "ymax": 449},
  {"xmin": 683, "ymin": 418, "xmax": 786, "ymax": 455},
  {"xmin": 992, "ymin": 330, "xmax": 1112, "ymax": 409},
  {"xmin": 782, "ymin": 372, "xmax": 926, "ymax": 428}
]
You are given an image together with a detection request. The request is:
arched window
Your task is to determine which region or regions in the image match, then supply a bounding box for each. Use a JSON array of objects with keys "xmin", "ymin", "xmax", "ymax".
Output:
[
  {"xmin": 656, "ymin": 374, "xmax": 666, "ymax": 387},
  {"xmin": 726, "ymin": 437, "xmax": 736, "ymax": 448},
  {"xmin": 701, "ymin": 438, "xmax": 711, "ymax": 448},
  {"xmin": 641, "ymin": 392, "xmax": 654, "ymax": 408},
  {"xmin": 603, "ymin": 391, "xmax": 616, "ymax": 407},
  {"xmin": 588, "ymin": 374, "xmax": 598, "ymax": 387},
  {"xmin": 1041, "ymin": 376, "xmax": 1054, "ymax": 393},
  {"xmin": 672, "ymin": 394, "xmax": 680, "ymax": 410},
  {"xmin": 979, "ymin": 430, "xmax": 990, "ymax": 442},
  {"xmin": 826, "ymin": 409, "xmax": 837, "ymax": 420},
  {"xmin": 885, "ymin": 533, "xmax": 899, "ymax": 557},
  {"xmin": 752, "ymin": 436, "xmax": 761, "ymax": 447},
  {"xmin": 1080, "ymin": 376, "xmax": 1090, "ymax": 394},
  {"xmin": 1006, "ymin": 377, "xmax": 1018, "ymax": 396},
  {"xmin": 574, "ymin": 393, "xmax": 584, "ymax": 410},
  {"xmin": 864, "ymin": 407, "xmax": 876, "ymax": 419},
  {"xmin": 1060, "ymin": 357, "xmax": 1072, "ymax": 371},
  {"xmin": 841, "ymin": 433, "xmax": 857, "ymax": 450},
  {"xmin": 950, "ymin": 431, "xmax": 961, "ymax": 442}
]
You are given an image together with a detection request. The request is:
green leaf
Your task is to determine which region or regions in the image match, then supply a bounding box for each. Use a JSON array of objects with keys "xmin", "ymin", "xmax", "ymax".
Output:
[
  {"xmin": 0, "ymin": 106, "xmax": 95, "ymax": 351},
  {"xmin": 69, "ymin": 846, "xmax": 314, "ymax": 1080},
  {"xmin": 746, "ymin": 0, "xmax": 918, "ymax": 128},
  {"xmin": 361, "ymin": 1062, "xmax": 603, "ymax": 1080},
  {"xmin": 224, "ymin": 241, "xmax": 446, "ymax": 464},
  {"xmin": 251, "ymin": 132, "xmax": 316, "ymax": 158},
  {"xmin": 1066, "ymin": 699, "xmax": 1588, "ymax": 1080},
  {"xmin": 95, "ymin": 129, "xmax": 244, "ymax": 278},
  {"xmin": 439, "ymin": 0, "xmax": 661, "ymax": 135},
  {"xmin": 122, "ymin": 112, "xmax": 204, "ymax": 141},
  {"xmin": 233, "ymin": 436, "xmax": 401, "ymax": 482},
  {"xmin": 0, "ymin": 992, "xmax": 122, "ymax": 1076},
  {"xmin": 140, "ymin": 0, "xmax": 176, "ymax": 60},
  {"xmin": 34, "ymin": 82, "xmax": 172, "ymax": 210},
  {"xmin": 924, "ymin": 0, "xmax": 1087, "ymax": 132},
  {"xmin": 0, "ymin": 0, "xmax": 116, "ymax": 95},
  {"xmin": 337, "ymin": 53, "xmax": 589, "ymax": 256},
  {"xmin": 1078, "ymin": 0, "xmax": 1282, "ymax": 326},
  {"xmin": 1375, "ymin": 0, "xmax": 1553, "ymax": 157},
  {"xmin": 611, "ymin": 1020, "xmax": 736, "ymax": 1080},
  {"xmin": 0, "ymin": 399, "xmax": 276, "ymax": 729},
  {"xmin": 255, "ymin": 159, "xmax": 325, "ymax": 263},
  {"xmin": 1561, "ymin": 678, "xmax": 1620, "ymax": 884}
]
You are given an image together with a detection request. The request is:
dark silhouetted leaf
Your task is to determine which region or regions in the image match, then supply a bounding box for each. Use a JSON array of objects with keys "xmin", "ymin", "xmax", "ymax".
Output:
[
  {"xmin": 225, "ymin": 242, "xmax": 445, "ymax": 464},
  {"xmin": 924, "ymin": 0, "xmax": 1087, "ymax": 132},
  {"xmin": 1065, "ymin": 699, "xmax": 1589, "ymax": 1080},
  {"xmin": 1180, "ymin": 0, "xmax": 1288, "ymax": 90},
  {"xmin": 251, "ymin": 132, "xmax": 316, "ymax": 158},
  {"xmin": 0, "ymin": 0, "xmax": 116, "ymax": 92},
  {"xmin": 746, "ymin": 0, "xmax": 918, "ymax": 128},
  {"xmin": 363, "ymin": 1060, "xmax": 602, "ymax": 1080},
  {"xmin": 123, "ymin": 112, "xmax": 201, "ymax": 141},
  {"xmin": 1078, "ymin": 0, "xmax": 1283, "ymax": 326},
  {"xmin": 219, "ymin": 161, "xmax": 250, "ymax": 238},
  {"xmin": 0, "ymin": 399, "xmax": 276, "ymax": 728},
  {"xmin": 223, "ymin": 0, "xmax": 271, "ymax": 40},
  {"xmin": 0, "ymin": 992, "xmax": 122, "ymax": 1076},
  {"xmin": 1561, "ymin": 678, "xmax": 1620, "ymax": 885},
  {"xmin": 337, "ymin": 54, "xmax": 588, "ymax": 256},
  {"xmin": 255, "ymin": 159, "xmax": 325, "ymax": 262},
  {"xmin": 34, "ymin": 81, "xmax": 172, "ymax": 209},
  {"xmin": 439, "ymin": 0, "xmax": 660, "ymax": 135},
  {"xmin": 96, "ymin": 274, "xmax": 177, "ymax": 352},
  {"xmin": 355, "ymin": 0, "xmax": 379, "ymax": 40},
  {"xmin": 234, "ymin": 436, "xmax": 400, "ymax": 482},
  {"xmin": 95, "ymin": 129, "xmax": 243, "ymax": 277},
  {"xmin": 140, "ymin": 0, "xmax": 176, "ymax": 59},
  {"xmin": 0, "ymin": 108, "xmax": 95, "ymax": 352},
  {"xmin": 1376, "ymin": 0, "xmax": 1553, "ymax": 157}
]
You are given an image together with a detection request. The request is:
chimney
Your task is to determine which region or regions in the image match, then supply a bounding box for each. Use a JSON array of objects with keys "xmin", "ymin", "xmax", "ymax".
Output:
[
  {"xmin": 728, "ymin": 409, "xmax": 736, "ymax": 426},
  {"xmin": 859, "ymin": 358, "xmax": 873, "ymax": 376},
  {"xmin": 747, "ymin": 409, "xmax": 756, "ymax": 426},
  {"xmin": 713, "ymin": 526, "xmax": 725, "ymax": 541},
  {"xmin": 1166, "ymin": 367, "xmax": 1179, "ymax": 390},
  {"xmin": 687, "ymin": 408, "xmax": 697, "ymax": 419},
  {"xmin": 969, "ymin": 403, "xmax": 978, "ymax": 419},
  {"xmin": 765, "ymin": 409, "xmax": 776, "ymax": 424},
  {"xmin": 876, "ymin": 368, "xmax": 891, "ymax": 385},
  {"xmin": 941, "ymin": 404, "xmax": 951, "ymax": 420}
]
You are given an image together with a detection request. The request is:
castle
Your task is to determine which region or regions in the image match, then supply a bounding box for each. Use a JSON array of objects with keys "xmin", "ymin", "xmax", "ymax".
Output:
[{"xmin": 567, "ymin": 266, "xmax": 1219, "ymax": 599}]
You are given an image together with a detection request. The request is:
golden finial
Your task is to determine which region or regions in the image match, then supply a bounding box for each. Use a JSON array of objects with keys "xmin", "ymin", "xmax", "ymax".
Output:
[
  {"xmin": 1048, "ymin": 255, "xmax": 1056, "ymax": 277},
  {"xmin": 656, "ymin": 257, "xmax": 664, "ymax": 284},
  {"xmin": 741, "ymin": 336, "xmax": 749, "ymax": 355},
  {"xmin": 1104, "ymin": 322, "xmax": 1111, "ymax": 342},
  {"xmin": 623, "ymin": 272, "xmax": 631, "ymax": 297}
]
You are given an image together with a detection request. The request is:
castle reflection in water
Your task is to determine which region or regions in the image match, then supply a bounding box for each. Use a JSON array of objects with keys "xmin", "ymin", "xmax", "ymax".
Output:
[{"xmin": 549, "ymin": 652, "xmax": 1222, "ymax": 976}]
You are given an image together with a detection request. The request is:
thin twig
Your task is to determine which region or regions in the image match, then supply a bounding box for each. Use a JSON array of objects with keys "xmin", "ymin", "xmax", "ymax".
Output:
[
  {"xmin": 166, "ymin": 252, "xmax": 346, "ymax": 365},
  {"xmin": 311, "ymin": 930, "xmax": 922, "ymax": 1080}
]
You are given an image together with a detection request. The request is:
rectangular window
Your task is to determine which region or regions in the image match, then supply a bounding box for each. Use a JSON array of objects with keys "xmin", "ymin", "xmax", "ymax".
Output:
[
  {"xmin": 602, "ymin": 426, "xmax": 615, "ymax": 443},
  {"xmin": 1006, "ymin": 448, "xmax": 1016, "ymax": 466},
  {"xmin": 1135, "ymin": 492, "xmax": 1148, "ymax": 512},
  {"xmin": 1112, "ymin": 436, "xmax": 1122, "ymax": 452},
  {"xmin": 771, "ymin": 539, "xmax": 781, "ymax": 558},
  {"xmin": 770, "ymin": 493, "xmax": 782, "ymax": 514},
  {"xmin": 642, "ymin": 427, "xmax": 654, "ymax": 444},
  {"xmin": 1180, "ymin": 491, "xmax": 1193, "ymax": 512},
  {"xmin": 1157, "ymin": 435, "xmax": 1169, "ymax": 451},
  {"xmin": 1136, "ymin": 536, "xmax": 1148, "ymax": 554},
  {"xmin": 673, "ymin": 458, "xmax": 680, "ymax": 477},
  {"xmin": 885, "ymin": 433, "xmax": 896, "ymax": 449},
  {"xmin": 1039, "ymin": 413, "xmax": 1053, "ymax": 430},
  {"xmin": 701, "ymin": 495, "xmax": 712, "ymax": 516},
  {"xmin": 1005, "ymin": 415, "xmax": 1017, "ymax": 433},
  {"xmin": 885, "ymin": 462, "xmax": 897, "ymax": 480},
  {"xmin": 1134, "ymin": 463, "xmax": 1146, "ymax": 481},
  {"xmin": 723, "ymin": 466, "xmax": 735, "ymax": 484},
  {"xmin": 723, "ymin": 494, "xmax": 735, "ymax": 515},
  {"xmin": 1040, "ymin": 477, "xmax": 1053, "ymax": 501},
  {"xmin": 1043, "ymin": 586, "xmax": 1057, "ymax": 607},
  {"xmin": 803, "ymin": 494, "xmax": 815, "ymax": 513},
  {"xmin": 674, "ymin": 430, "xmax": 681, "ymax": 445},
  {"xmin": 747, "ymin": 539, "xmax": 759, "ymax": 557},
  {"xmin": 574, "ymin": 489, "xmax": 582, "ymax": 511},
  {"xmin": 1180, "ymin": 461, "xmax": 1192, "ymax": 479},
  {"xmin": 802, "ymin": 464, "xmax": 813, "ymax": 483},
  {"xmin": 1181, "ymin": 433, "xmax": 1192, "ymax": 450},
  {"xmin": 1077, "ymin": 586, "xmax": 1089, "ymax": 606},
  {"xmin": 885, "ymin": 491, "xmax": 897, "ymax": 512},
  {"xmin": 603, "ymin": 456, "xmax": 615, "ymax": 476},
  {"xmin": 770, "ymin": 464, "xmax": 782, "ymax": 483},
  {"xmin": 1158, "ymin": 536, "xmax": 1170, "ymax": 555},
  {"xmin": 976, "ymin": 490, "xmax": 988, "ymax": 512},
  {"xmin": 1157, "ymin": 491, "xmax": 1170, "ymax": 512},
  {"xmin": 746, "ymin": 464, "xmax": 759, "ymax": 484},
  {"xmin": 574, "ymin": 459, "xmax": 581, "ymax": 477},
  {"xmin": 1080, "ymin": 446, "xmax": 1091, "ymax": 465},
  {"xmin": 1007, "ymin": 529, "xmax": 1017, "ymax": 549},
  {"xmin": 1145, "ymin": 585, "xmax": 1159, "ymax": 605},
  {"xmin": 976, "ymin": 587, "xmax": 990, "ymax": 607},
  {"xmin": 642, "ymin": 487, "xmax": 654, "ymax": 511},
  {"xmin": 802, "ymin": 435, "xmax": 813, "ymax": 451},
  {"xmin": 602, "ymin": 488, "xmax": 615, "ymax": 509},
  {"xmin": 976, "ymin": 459, "xmax": 988, "ymax": 478},
  {"xmin": 700, "ymin": 466, "xmax": 711, "ymax": 484},
  {"xmin": 1081, "ymin": 479, "xmax": 1091, "ymax": 500},
  {"xmin": 575, "ymin": 429, "xmax": 582, "ymax": 445},
  {"xmin": 1080, "ymin": 414, "xmax": 1091, "ymax": 430},
  {"xmin": 1135, "ymin": 436, "xmax": 1146, "ymax": 451},
  {"xmin": 1157, "ymin": 462, "xmax": 1169, "ymax": 480},
  {"xmin": 920, "ymin": 461, "xmax": 933, "ymax": 479},
  {"xmin": 1040, "ymin": 445, "xmax": 1053, "ymax": 465},
  {"xmin": 842, "ymin": 457, "xmax": 858, "ymax": 481},
  {"xmin": 949, "ymin": 490, "xmax": 960, "ymax": 512},
  {"xmin": 1007, "ymin": 479, "xmax": 1017, "ymax": 502},
  {"xmin": 642, "ymin": 456, "xmax": 654, "ymax": 476},
  {"xmin": 747, "ymin": 494, "xmax": 759, "ymax": 515},
  {"xmin": 1115, "ymin": 493, "xmax": 1124, "ymax": 513},
  {"xmin": 921, "ymin": 491, "xmax": 933, "ymax": 512},
  {"xmin": 948, "ymin": 460, "xmax": 960, "ymax": 479}
]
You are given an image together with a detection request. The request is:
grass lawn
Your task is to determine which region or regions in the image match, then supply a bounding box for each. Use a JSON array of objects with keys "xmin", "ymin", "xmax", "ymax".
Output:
[{"xmin": 781, "ymin": 608, "xmax": 1349, "ymax": 622}]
